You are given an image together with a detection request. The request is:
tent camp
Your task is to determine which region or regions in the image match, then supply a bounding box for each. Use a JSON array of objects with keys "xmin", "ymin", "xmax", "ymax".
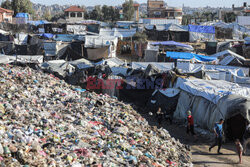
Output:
[
  {"xmin": 145, "ymin": 24, "xmax": 189, "ymax": 42},
  {"xmin": 188, "ymin": 25, "xmax": 215, "ymax": 42},
  {"xmin": 174, "ymin": 78, "xmax": 250, "ymax": 140}
]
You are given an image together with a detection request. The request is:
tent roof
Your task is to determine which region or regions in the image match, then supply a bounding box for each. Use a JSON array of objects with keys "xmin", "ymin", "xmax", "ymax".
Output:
[
  {"xmin": 16, "ymin": 13, "xmax": 29, "ymax": 18},
  {"xmin": 64, "ymin": 6, "xmax": 84, "ymax": 12},
  {"xmin": 151, "ymin": 41, "xmax": 192, "ymax": 48},
  {"xmin": 188, "ymin": 24, "xmax": 215, "ymax": 34},
  {"xmin": 166, "ymin": 51, "xmax": 217, "ymax": 62}
]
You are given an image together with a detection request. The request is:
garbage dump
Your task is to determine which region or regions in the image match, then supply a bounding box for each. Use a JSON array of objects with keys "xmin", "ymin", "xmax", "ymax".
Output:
[{"xmin": 0, "ymin": 64, "xmax": 192, "ymax": 166}]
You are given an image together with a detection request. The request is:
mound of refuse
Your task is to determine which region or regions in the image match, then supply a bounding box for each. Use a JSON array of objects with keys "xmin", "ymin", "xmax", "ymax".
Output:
[{"xmin": 0, "ymin": 64, "xmax": 192, "ymax": 166}]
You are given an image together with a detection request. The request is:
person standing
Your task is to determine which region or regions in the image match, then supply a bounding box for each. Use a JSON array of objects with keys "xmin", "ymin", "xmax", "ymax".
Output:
[
  {"xmin": 209, "ymin": 119, "xmax": 224, "ymax": 154},
  {"xmin": 186, "ymin": 111, "xmax": 196, "ymax": 136},
  {"xmin": 156, "ymin": 107, "xmax": 164, "ymax": 126},
  {"xmin": 235, "ymin": 139, "xmax": 243, "ymax": 164}
]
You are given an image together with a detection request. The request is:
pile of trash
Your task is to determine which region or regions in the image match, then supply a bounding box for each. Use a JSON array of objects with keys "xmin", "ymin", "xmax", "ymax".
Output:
[{"xmin": 0, "ymin": 64, "xmax": 192, "ymax": 166}]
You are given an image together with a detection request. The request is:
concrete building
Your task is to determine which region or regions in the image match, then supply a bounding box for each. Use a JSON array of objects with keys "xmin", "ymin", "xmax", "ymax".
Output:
[
  {"xmin": 0, "ymin": 7, "xmax": 13, "ymax": 23},
  {"xmin": 64, "ymin": 6, "xmax": 84, "ymax": 23},
  {"xmin": 232, "ymin": 2, "xmax": 250, "ymax": 16},
  {"xmin": 133, "ymin": 3, "xmax": 140, "ymax": 22},
  {"xmin": 147, "ymin": 0, "xmax": 183, "ymax": 24}
]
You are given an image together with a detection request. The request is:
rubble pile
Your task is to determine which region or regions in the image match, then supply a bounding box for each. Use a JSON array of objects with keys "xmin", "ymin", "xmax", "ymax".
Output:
[{"xmin": 0, "ymin": 64, "xmax": 192, "ymax": 166}]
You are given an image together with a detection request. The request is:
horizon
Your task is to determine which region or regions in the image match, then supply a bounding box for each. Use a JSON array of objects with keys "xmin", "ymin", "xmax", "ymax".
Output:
[{"xmin": 14, "ymin": 0, "xmax": 250, "ymax": 8}]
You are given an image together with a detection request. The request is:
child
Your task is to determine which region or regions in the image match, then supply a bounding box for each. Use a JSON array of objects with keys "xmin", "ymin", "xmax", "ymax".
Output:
[{"xmin": 235, "ymin": 139, "xmax": 243, "ymax": 164}]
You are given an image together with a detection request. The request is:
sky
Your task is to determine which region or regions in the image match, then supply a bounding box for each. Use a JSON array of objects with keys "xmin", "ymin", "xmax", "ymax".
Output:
[{"xmin": 30, "ymin": 0, "xmax": 247, "ymax": 8}]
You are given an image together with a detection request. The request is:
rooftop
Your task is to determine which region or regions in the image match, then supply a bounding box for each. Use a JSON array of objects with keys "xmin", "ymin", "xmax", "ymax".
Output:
[
  {"xmin": 0, "ymin": 7, "xmax": 13, "ymax": 14},
  {"xmin": 64, "ymin": 6, "xmax": 84, "ymax": 12}
]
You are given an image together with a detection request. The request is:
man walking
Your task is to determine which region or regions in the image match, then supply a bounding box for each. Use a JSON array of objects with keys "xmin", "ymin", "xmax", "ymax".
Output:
[{"xmin": 209, "ymin": 119, "xmax": 224, "ymax": 154}]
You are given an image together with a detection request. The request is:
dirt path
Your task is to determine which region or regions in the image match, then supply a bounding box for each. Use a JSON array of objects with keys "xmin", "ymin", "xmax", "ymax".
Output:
[{"xmin": 138, "ymin": 110, "xmax": 250, "ymax": 167}]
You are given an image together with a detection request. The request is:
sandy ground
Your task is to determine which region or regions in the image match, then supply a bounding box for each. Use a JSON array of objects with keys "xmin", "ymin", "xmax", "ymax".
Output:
[{"xmin": 137, "ymin": 109, "xmax": 250, "ymax": 167}]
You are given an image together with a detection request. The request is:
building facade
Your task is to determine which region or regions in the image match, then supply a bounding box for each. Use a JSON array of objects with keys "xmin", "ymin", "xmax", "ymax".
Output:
[
  {"xmin": 64, "ymin": 6, "xmax": 84, "ymax": 23},
  {"xmin": 147, "ymin": 0, "xmax": 183, "ymax": 24},
  {"xmin": 0, "ymin": 7, "xmax": 14, "ymax": 23}
]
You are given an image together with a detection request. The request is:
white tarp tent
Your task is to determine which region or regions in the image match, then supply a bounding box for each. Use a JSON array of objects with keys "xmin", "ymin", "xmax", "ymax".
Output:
[
  {"xmin": 188, "ymin": 25, "xmax": 215, "ymax": 42},
  {"xmin": 174, "ymin": 78, "xmax": 250, "ymax": 135}
]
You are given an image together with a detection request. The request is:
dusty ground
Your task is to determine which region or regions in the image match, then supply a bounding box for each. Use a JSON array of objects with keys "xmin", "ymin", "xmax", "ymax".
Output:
[{"xmin": 137, "ymin": 109, "xmax": 250, "ymax": 167}]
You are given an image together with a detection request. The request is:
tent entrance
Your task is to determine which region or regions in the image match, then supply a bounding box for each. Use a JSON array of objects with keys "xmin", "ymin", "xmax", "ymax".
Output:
[{"xmin": 225, "ymin": 114, "xmax": 247, "ymax": 140}]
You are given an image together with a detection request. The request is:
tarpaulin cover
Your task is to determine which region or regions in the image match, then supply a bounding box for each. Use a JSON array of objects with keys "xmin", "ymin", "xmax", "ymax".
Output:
[
  {"xmin": 188, "ymin": 25, "xmax": 215, "ymax": 34},
  {"xmin": 16, "ymin": 13, "xmax": 29, "ymax": 18},
  {"xmin": 167, "ymin": 52, "xmax": 217, "ymax": 62},
  {"xmin": 175, "ymin": 78, "xmax": 250, "ymax": 104},
  {"xmin": 54, "ymin": 34, "xmax": 84, "ymax": 42},
  {"xmin": 174, "ymin": 90, "xmax": 250, "ymax": 134},
  {"xmin": 40, "ymin": 33, "xmax": 54, "ymax": 39},
  {"xmin": 151, "ymin": 41, "xmax": 193, "ymax": 50}
]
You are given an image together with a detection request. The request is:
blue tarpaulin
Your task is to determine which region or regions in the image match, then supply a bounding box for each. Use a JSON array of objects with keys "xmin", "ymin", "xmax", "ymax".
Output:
[
  {"xmin": 188, "ymin": 25, "xmax": 215, "ymax": 34},
  {"xmin": 40, "ymin": 33, "xmax": 54, "ymax": 39},
  {"xmin": 28, "ymin": 20, "xmax": 49, "ymax": 26},
  {"xmin": 16, "ymin": 13, "xmax": 29, "ymax": 18},
  {"xmin": 151, "ymin": 41, "xmax": 191, "ymax": 48},
  {"xmin": 166, "ymin": 51, "xmax": 217, "ymax": 62},
  {"xmin": 54, "ymin": 34, "xmax": 84, "ymax": 42}
]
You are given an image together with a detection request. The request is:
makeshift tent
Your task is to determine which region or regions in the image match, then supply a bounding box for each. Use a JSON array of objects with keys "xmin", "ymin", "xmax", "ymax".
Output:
[
  {"xmin": 166, "ymin": 52, "xmax": 217, "ymax": 62},
  {"xmin": 151, "ymin": 41, "xmax": 194, "ymax": 51},
  {"xmin": 132, "ymin": 62, "xmax": 174, "ymax": 72},
  {"xmin": 147, "ymin": 88, "xmax": 180, "ymax": 116},
  {"xmin": 15, "ymin": 13, "xmax": 29, "ymax": 24},
  {"xmin": 100, "ymin": 28, "xmax": 136, "ymax": 38},
  {"xmin": 174, "ymin": 78, "xmax": 250, "ymax": 139},
  {"xmin": 188, "ymin": 25, "xmax": 215, "ymax": 42},
  {"xmin": 211, "ymin": 50, "xmax": 246, "ymax": 66},
  {"xmin": 95, "ymin": 57, "xmax": 124, "ymax": 67},
  {"xmin": 40, "ymin": 60, "xmax": 75, "ymax": 78}
]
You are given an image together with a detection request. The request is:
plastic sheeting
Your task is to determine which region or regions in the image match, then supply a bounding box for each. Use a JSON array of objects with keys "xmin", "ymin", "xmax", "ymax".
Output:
[
  {"xmin": 132, "ymin": 62, "xmax": 174, "ymax": 72},
  {"xmin": 151, "ymin": 41, "xmax": 193, "ymax": 51},
  {"xmin": 67, "ymin": 25, "xmax": 87, "ymax": 35},
  {"xmin": 189, "ymin": 32, "xmax": 215, "ymax": 42},
  {"xmin": 188, "ymin": 25, "xmax": 215, "ymax": 34},
  {"xmin": 175, "ymin": 78, "xmax": 250, "ymax": 104},
  {"xmin": 99, "ymin": 28, "xmax": 136, "ymax": 38},
  {"xmin": 85, "ymin": 35, "xmax": 118, "ymax": 48},
  {"xmin": 40, "ymin": 60, "xmax": 75, "ymax": 78},
  {"xmin": 95, "ymin": 57, "xmax": 124, "ymax": 67},
  {"xmin": 167, "ymin": 52, "xmax": 217, "ymax": 62}
]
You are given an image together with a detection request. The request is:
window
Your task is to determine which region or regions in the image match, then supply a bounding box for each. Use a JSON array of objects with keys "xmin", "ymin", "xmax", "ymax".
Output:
[
  {"xmin": 169, "ymin": 12, "xmax": 174, "ymax": 17},
  {"xmin": 77, "ymin": 12, "xmax": 82, "ymax": 18},
  {"xmin": 70, "ymin": 12, "xmax": 76, "ymax": 17}
]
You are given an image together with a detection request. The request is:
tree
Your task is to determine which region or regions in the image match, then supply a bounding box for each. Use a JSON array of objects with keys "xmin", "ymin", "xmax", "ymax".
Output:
[
  {"xmin": 122, "ymin": 0, "xmax": 135, "ymax": 21},
  {"xmin": 11, "ymin": 0, "xmax": 34, "ymax": 15},
  {"xmin": 89, "ymin": 5, "xmax": 103, "ymax": 21},
  {"xmin": 43, "ymin": 9, "xmax": 52, "ymax": 21},
  {"xmin": 1, "ymin": 0, "xmax": 12, "ymax": 10},
  {"xmin": 224, "ymin": 12, "xmax": 236, "ymax": 23}
]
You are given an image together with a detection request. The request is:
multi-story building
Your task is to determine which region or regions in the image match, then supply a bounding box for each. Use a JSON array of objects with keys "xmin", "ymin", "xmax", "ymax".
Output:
[
  {"xmin": 0, "ymin": 7, "xmax": 13, "ymax": 23},
  {"xmin": 147, "ymin": 0, "xmax": 183, "ymax": 24}
]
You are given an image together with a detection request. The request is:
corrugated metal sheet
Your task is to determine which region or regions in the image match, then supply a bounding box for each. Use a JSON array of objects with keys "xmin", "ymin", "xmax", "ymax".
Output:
[{"xmin": 237, "ymin": 16, "xmax": 250, "ymax": 26}]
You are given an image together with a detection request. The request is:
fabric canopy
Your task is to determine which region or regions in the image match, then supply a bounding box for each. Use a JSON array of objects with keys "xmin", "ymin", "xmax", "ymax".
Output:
[
  {"xmin": 188, "ymin": 25, "xmax": 215, "ymax": 34},
  {"xmin": 166, "ymin": 51, "xmax": 217, "ymax": 62},
  {"xmin": 151, "ymin": 41, "xmax": 191, "ymax": 48}
]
